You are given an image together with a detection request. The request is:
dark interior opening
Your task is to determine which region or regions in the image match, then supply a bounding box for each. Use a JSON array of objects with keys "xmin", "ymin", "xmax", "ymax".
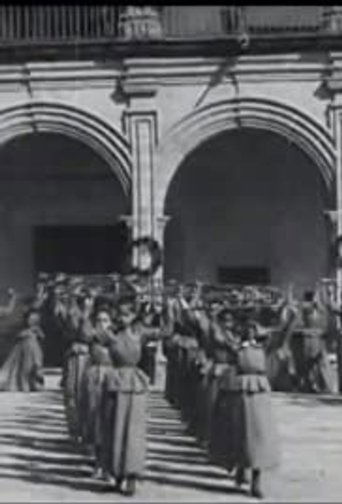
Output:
[
  {"xmin": 34, "ymin": 223, "xmax": 130, "ymax": 367},
  {"xmin": 218, "ymin": 266, "xmax": 271, "ymax": 285},
  {"xmin": 34, "ymin": 223, "xmax": 130, "ymax": 276}
]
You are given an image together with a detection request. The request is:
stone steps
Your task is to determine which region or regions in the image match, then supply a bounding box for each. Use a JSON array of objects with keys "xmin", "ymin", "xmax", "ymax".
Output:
[{"xmin": 0, "ymin": 371, "xmax": 246, "ymax": 501}]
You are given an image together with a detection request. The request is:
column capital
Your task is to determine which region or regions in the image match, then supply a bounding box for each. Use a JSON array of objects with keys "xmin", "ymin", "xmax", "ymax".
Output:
[
  {"xmin": 118, "ymin": 214, "xmax": 136, "ymax": 229},
  {"xmin": 322, "ymin": 6, "xmax": 342, "ymax": 33},
  {"xmin": 118, "ymin": 6, "xmax": 163, "ymax": 40},
  {"xmin": 154, "ymin": 215, "xmax": 171, "ymax": 244},
  {"xmin": 156, "ymin": 215, "xmax": 172, "ymax": 230}
]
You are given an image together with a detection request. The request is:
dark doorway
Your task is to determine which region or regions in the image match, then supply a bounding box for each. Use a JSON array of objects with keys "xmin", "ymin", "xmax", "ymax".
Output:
[
  {"xmin": 34, "ymin": 223, "xmax": 130, "ymax": 276},
  {"xmin": 218, "ymin": 266, "xmax": 270, "ymax": 285},
  {"xmin": 34, "ymin": 224, "xmax": 130, "ymax": 367}
]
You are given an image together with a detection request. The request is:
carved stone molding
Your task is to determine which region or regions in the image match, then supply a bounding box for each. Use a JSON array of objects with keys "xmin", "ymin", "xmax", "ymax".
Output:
[
  {"xmin": 322, "ymin": 6, "xmax": 342, "ymax": 33},
  {"xmin": 118, "ymin": 6, "xmax": 162, "ymax": 41}
]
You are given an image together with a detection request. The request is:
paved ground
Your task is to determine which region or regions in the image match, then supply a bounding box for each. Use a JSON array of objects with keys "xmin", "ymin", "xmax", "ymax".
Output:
[{"xmin": 0, "ymin": 370, "xmax": 342, "ymax": 502}]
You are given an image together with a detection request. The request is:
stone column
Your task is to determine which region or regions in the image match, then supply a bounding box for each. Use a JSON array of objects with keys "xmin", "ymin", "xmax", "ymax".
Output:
[
  {"xmin": 325, "ymin": 105, "xmax": 342, "ymax": 393},
  {"xmin": 151, "ymin": 216, "xmax": 171, "ymax": 392},
  {"xmin": 153, "ymin": 215, "xmax": 171, "ymax": 284},
  {"xmin": 118, "ymin": 213, "xmax": 137, "ymax": 268},
  {"xmin": 334, "ymin": 108, "xmax": 342, "ymax": 394},
  {"xmin": 123, "ymin": 111, "xmax": 158, "ymax": 270}
]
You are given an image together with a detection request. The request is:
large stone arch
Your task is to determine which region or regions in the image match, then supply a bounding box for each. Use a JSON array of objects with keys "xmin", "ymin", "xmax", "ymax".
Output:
[
  {"xmin": 0, "ymin": 100, "xmax": 132, "ymax": 195},
  {"xmin": 156, "ymin": 97, "xmax": 336, "ymax": 213}
]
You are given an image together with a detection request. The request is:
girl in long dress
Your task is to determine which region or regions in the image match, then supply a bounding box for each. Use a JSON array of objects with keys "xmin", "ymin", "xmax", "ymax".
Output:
[
  {"xmin": 101, "ymin": 297, "xmax": 149, "ymax": 496},
  {"xmin": 80, "ymin": 307, "xmax": 116, "ymax": 479},
  {"xmin": 221, "ymin": 319, "xmax": 280, "ymax": 498},
  {"xmin": 0, "ymin": 307, "xmax": 45, "ymax": 392},
  {"xmin": 62, "ymin": 293, "xmax": 93, "ymax": 442}
]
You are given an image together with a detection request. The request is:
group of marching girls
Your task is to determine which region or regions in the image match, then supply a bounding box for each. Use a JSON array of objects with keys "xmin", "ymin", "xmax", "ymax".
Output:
[
  {"xmin": 57, "ymin": 282, "xmax": 155, "ymax": 497},
  {"xmin": 38, "ymin": 272, "xmax": 287, "ymax": 499},
  {"xmin": 162, "ymin": 283, "xmax": 281, "ymax": 499},
  {"xmin": 25, "ymin": 269, "xmax": 341, "ymax": 499}
]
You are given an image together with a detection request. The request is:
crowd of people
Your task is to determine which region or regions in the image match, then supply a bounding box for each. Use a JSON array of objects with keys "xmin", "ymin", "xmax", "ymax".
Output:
[{"xmin": 0, "ymin": 272, "xmax": 339, "ymax": 498}]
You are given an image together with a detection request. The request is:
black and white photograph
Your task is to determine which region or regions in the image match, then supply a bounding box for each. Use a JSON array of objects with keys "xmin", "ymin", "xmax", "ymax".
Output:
[{"xmin": 0, "ymin": 4, "xmax": 341, "ymax": 502}]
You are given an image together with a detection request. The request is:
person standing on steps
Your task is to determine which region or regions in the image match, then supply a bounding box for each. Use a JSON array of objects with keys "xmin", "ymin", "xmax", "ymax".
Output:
[
  {"xmin": 0, "ymin": 305, "xmax": 45, "ymax": 392},
  {"xmin": 100, "ymin": 296, "xmax": 149, "ymax": 497},
  {"xmin": 223, "ymin": 318, "xmax": 281, "ymax": 499},
  {"xmin": 62, "ymin": 290, "xmax": 93, "ymax": 443},
  {"xmin": 80, "ymin": 306, "xmax": 116, "ymax": 480}
]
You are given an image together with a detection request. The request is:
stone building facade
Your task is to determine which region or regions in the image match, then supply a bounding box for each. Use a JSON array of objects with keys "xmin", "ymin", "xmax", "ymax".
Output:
[{"xmin": 0, "ymin": 5, "xmax": 341, "ymax": 295}]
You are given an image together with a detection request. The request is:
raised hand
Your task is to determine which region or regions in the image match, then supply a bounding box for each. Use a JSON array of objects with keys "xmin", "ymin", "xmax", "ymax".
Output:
[{"xmin": 7, "ymin": 287, "xmax": 16, "ymax": 298}]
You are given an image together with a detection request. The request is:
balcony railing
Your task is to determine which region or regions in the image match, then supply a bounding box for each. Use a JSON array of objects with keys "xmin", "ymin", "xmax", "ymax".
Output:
[
  {"xmin": 0, "ymin": 5, "xmax": 119, "ymax": 42},
  {"xmin": 0, "ymin": 6, "xmax": 333, "ymax": 45},
  {"xmin": 161, "ymin": 6, "xmax": 324, "ymax": 39}
]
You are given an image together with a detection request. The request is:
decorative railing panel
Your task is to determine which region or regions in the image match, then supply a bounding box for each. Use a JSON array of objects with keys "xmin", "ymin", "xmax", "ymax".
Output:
[
  {"xmin": 161, "ymin": 6, "xmax": 324, "ymax": 38},
  {"xmin": 0, "ymin": 6, "xmax": 332, "ymax": 45},
  {"xmin": 0, "ymin": 5, "xmax": 119, "ymax": 42}
]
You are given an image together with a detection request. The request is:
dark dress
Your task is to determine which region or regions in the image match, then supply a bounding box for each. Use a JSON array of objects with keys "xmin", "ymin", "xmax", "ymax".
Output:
[
  {"xmin": 291, "ymin": 303, "xmax": 334, "ymax": 393},
  {"xmin": 101, "ymin": 324, "xmax": 149, "ymax": 479},
  {"xmin": 80, "ymin": 331, "xmax": 113, "ymax": 450},
  {"xmin": 265, "ymin": 305, "xmax": 297, "ymax": 391},
  {"xmin": 62, "ymin": 310, "xmax": 91, "ymax": 439},
  {"xmin": 221, "ymin": 342, "xmax": 280, "ymax": 470},
  {"xmin": 0, "ymin": 326, "xmax": 45, "ymax": 392},
  {"xmin": 187, "ymin": 309, "xmax": 213, "ymax": 443},
  {"xmin": 164, "ymin": 332, "xmax": 182, "ymax": 406},
  {"xmin": 207, "ymin": 323, "xmax": 238, "ymax": 464}
]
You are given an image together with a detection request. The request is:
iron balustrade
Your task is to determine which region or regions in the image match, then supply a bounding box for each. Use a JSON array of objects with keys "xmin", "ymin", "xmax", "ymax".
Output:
[
  {"xmin": 0, "ymin": 5, "xmax": 119, "ymax": 42},
  {"xmin": 0, "ymin": 6, "xmax": 329, "ymax": 45}
]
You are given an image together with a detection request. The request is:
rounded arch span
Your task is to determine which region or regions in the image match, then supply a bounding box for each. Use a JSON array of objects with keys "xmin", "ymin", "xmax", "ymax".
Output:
[
  {"xmin": 156, "ymin": 97, "xmax": 336, "ymax": 212},
  {"xmin": 0, "ymin": 101, "xmax": 132, "ymax": 195}
]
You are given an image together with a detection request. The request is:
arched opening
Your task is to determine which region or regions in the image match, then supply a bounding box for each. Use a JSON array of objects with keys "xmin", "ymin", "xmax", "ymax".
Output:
[
  {"xmin": 164, "ymin": 128, "xmax": 333, "ymax": 295},
  {"xmin": 0, "ymin": 132, "xmax": 130, "ymax": 365}
]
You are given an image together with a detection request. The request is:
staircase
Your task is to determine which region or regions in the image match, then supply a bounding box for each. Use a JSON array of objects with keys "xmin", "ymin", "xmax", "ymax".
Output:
[
  {"xmin": 0, "ymin": 370, "xmax": 252, "ymax": 502},
  {"xmin": 145, "ymin": 390, "xmax": 237, "ymax": 494}
]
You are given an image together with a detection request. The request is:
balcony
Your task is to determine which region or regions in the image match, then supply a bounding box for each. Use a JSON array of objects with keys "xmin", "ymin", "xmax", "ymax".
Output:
[
  {"xmin": 0, "ymin": 6, "xmax": 119, "ymax": 43},
  {"xmin": 0, "ymin": 6, "xmax": 338, "ymax": 60}
]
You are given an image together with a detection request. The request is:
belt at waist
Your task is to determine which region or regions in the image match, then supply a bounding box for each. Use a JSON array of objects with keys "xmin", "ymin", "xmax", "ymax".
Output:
[
  {"xmin": 237, "ymin": 370, "xmax": 266, "ymax": 376},
  {"xmin": 113, "ymin": 363, "xmax": 136, "ymax": 369}
]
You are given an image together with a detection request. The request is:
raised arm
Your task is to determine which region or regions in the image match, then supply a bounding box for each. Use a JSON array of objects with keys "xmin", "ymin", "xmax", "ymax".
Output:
[
  {"xmin": 0, "ymin": 288, "xmax": 17, "ymax": 317},
  {"xmin": 77, "ymin": 296, "xmax": 96, "ymax": 343},
  {"xmin": 177, "ymin": 283, "xmax": 209, "ymax": 333}
]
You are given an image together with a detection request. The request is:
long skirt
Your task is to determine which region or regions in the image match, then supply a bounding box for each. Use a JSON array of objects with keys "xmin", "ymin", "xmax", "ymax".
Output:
[
  {"xmin": 181, "ymin": 345, "xmax": 199, "ymax": 426},
  {"xmin": 0, "ymin": 335, "xmax": 44, "ymax": 392},
  {"xmin": 80, "ymin": 363, "xmax": 111, "ymax": 448},
  {"xmin": 101, "ymin": 390, "xmax": 148, "ymax": 478},
  {"xmin": 307, "ymin": 351, "xmax": 334, "ymax": 393},
  {"xmin": 209, "ymin": 366, "xmax": 236, "ymax": 464},
  {"xmin": 195, "ymin": 368, "xmax": 211, "ymax": 442},
  {"xmin": 186, "ymin": 355, "xmax": 200, "ymax": 431},
  {"xmin": 165, "ymin": 343, "xmax": 180, "ymax": 405},
  {"xmin": 202, "ymin": 366, "xmax": 222, "ymax": 446},
  {"xmin": 225, "ymin": 389, "xmax": 280, "ymax": 470},
  {"xmin": 266, "ymin": 346, "xmax": 296, "ymax": 392},
  {"xmin": 63, "ymin": 350, "xmax": 90, "ymax": 438}
]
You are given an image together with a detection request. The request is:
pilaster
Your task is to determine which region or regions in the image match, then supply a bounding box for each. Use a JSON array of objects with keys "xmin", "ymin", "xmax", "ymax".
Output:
[{"xmin": 123, "ymin": 110, "xmax": 158, "ymax": 267}]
